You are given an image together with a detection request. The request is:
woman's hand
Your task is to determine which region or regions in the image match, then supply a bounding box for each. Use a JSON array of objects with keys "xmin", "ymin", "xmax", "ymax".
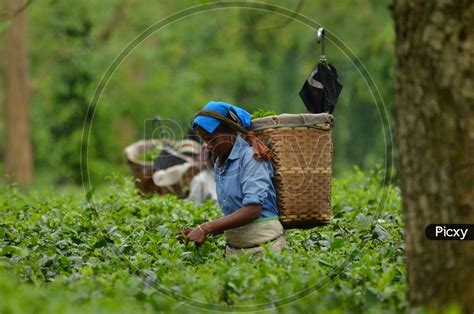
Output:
[
  {"xmin": 186, "ymin": 226, "xmax": 207, "ymax": 246},
  {"xmin": 176, "ymin": 228, "xmax": 192, "ymax": 243}
]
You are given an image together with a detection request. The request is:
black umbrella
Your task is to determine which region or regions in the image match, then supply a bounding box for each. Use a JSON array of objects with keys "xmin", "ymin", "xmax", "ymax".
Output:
[{"xmin": 299, "ymin": 27, "xmax": 342, "ymax": 114}]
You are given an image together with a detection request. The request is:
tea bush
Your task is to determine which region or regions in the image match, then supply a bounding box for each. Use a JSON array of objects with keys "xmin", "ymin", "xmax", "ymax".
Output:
[
  {"xmin": 0, "ymin": 167, "xmax": 406, "ymax": 313},
  {"xmin": 251, "ymin": 109, "xmax": 277, "ymax": 119}
]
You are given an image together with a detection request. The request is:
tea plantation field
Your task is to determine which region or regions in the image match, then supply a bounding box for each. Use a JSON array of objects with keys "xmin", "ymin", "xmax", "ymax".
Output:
[{"xmin": 0, "ymin": 168, "xmax": 406, "ymax": 313}]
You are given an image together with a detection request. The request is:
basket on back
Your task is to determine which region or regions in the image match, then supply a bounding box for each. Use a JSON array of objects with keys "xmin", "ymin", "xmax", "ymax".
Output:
[
  {"xmin": 124, "ymin": 139, "xmax": 201, "ymax": 196},
  {"xmin": 124, "ymin": 139, "xmax": 161, "ymax": 194},
  {"xmin": 250, "ymin": 113, "xmax": 333, "ymax": 229}
]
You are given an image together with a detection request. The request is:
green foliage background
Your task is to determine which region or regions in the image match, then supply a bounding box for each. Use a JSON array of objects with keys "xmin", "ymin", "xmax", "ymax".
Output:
[{"xmin": 0, "ymin": 0, "xmax": 395, "ymax": 186}]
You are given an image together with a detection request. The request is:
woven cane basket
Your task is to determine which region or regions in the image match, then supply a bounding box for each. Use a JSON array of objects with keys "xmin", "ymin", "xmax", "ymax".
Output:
[
  {"xmin": 124, "ymin": 139, "xmax": 201, "ymax": 196},
  {"xmin": 124, "ymin": 139, "xmax": 163, "ymax": 194},
  {"xmin": 250, "ymin": 113, "xmax": 333, "ymax": 229}
]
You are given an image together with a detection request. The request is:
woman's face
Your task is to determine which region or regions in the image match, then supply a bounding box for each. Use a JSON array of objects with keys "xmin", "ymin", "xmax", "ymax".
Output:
[{"xmin": 197, "ymin": 127, "xmax": 235, "ymax": 159}]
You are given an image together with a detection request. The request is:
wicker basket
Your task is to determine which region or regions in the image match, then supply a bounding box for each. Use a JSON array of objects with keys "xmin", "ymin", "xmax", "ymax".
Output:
[
  {"xmin": 250, "ymin": 113, "xmax": 333, "ymax": 229},
  {"xmin": 124, "ymin": 139, "xmax": 202, "ymax": 196},
  {"xmin": 124, "ymin": 139, "xmax": 163, "ymax": 194}
]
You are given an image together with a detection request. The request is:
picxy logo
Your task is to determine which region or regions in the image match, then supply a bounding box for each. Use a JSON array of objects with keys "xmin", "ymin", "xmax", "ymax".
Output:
[{"xmin": 425, "ymin": 224, "xmax": 473, "ymax": 241}]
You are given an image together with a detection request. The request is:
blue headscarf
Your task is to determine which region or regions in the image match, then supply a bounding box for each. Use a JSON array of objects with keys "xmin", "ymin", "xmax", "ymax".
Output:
[{"xmin": 192, "ymin": 101, "xmax": 251, "ymax": 134}]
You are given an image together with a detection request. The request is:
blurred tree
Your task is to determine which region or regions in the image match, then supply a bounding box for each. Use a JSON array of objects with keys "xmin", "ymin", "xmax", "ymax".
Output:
[
  {"xmin": 393, "ymin": 1, "xmax": 473, "ymax": 312},
  {"xmin": 3, "ymin": 0, "xmax": 33, "ymax": 185}
]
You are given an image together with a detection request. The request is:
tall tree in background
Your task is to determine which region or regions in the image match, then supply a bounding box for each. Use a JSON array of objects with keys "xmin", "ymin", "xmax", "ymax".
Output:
[
  {"xmin": 3, "ymin": 0, "xmax": 33, "ymax": 185},
  {"xmin": 393, "ymin": 1, "xmax": 473, "ymax": 312}
]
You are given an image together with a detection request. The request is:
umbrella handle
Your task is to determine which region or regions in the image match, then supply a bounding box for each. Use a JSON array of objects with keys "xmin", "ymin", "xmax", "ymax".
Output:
[{"xmin": 316, "ymin": 27, "xmax": 327, "ymax": 63}]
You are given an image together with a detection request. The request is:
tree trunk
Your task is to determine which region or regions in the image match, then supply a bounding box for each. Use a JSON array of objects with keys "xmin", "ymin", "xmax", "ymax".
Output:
[
  {"xmin": 393, "ymin": 1, "xmax": 473, "ymax": 313},
  {"xmin": 3, "ymin": 0, "xmax": 33, "ymax": 185}
]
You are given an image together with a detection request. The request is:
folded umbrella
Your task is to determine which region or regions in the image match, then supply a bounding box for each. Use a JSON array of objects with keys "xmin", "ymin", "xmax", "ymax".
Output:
[{"xmin": 299, "ymin": 27, "xmax": 343, "ymax": 114}]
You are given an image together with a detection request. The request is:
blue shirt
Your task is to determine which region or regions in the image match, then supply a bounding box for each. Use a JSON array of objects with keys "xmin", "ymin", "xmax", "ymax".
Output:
[{"xmin": 214, "ymin": 135, "xmax": 278, "ymax": 219}]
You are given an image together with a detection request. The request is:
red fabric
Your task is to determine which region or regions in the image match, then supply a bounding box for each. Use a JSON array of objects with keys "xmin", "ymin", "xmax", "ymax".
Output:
[{"xmin": 246, "ymin": 131, "xmax": 273, "ymax": 161}]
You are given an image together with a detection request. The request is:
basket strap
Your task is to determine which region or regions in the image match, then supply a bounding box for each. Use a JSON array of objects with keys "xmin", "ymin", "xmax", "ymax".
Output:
[
  {"xmin": 195, "ymin": 109, "xmax": 249, "ymax": 134},
  {"xmin": 194, "ymin": 109, "xmax": 273, "ymax": 161}
]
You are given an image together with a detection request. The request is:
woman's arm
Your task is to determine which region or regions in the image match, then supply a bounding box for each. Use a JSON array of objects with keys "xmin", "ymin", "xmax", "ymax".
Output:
[{"xmin": 184, "ymin": 204, "xmax": 262, "ymax": 245}]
